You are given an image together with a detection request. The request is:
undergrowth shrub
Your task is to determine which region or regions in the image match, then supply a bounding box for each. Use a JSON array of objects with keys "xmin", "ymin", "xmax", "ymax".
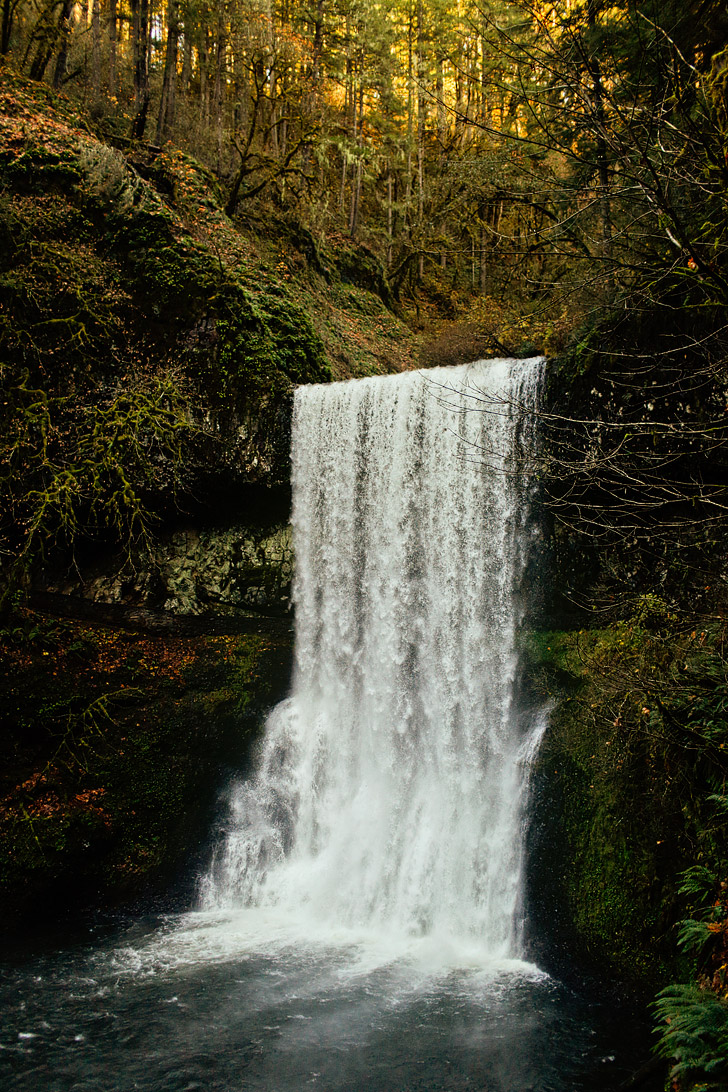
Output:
[
  {"xmin": 78, "ymin": 141, "xmax": 147, "ymax": 215},
  {"xmin": 652, "ymin": 865, "xmax": 728, "ymax": 1090}
]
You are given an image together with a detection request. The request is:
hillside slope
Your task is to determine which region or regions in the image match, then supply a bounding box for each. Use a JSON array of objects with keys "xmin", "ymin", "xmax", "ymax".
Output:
[{"xmin": 0, "ymin": 66, "xmax": 415, "ymax": 923}]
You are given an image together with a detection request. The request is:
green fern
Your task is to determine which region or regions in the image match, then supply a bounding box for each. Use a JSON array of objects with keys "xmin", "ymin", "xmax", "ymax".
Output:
[
  {"xmin": 677, "ymin": 919, "xmax": 715, "ymax": 958},
  {"xmin": 707, "ymin": 794, "xmax": 728, "ymax": 817},
  {"xmin": 680, "ymin": 866, "xmax": 719, "ymax": 905},
  {"xmin": 654, "ymin": 985, "xmax": 728, "ymax": 1088}
]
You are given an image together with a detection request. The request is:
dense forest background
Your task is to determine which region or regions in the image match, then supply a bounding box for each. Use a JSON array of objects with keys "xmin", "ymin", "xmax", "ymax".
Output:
[
  {"xmin": 2, "ymin": 1, "xmax": 728, "ymax": 1088},
  {"xmin": 4, "ymin": 0, "xmax": 728, "ymax": 338}
]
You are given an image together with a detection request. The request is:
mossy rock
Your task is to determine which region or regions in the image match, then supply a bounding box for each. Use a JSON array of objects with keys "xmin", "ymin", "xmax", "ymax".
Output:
[
  {"xmin": 0, "ymin": 609, "xmax": 293, "ymax": 923},
  {"xmin": 525, "ymin": 625, "xmax": 728, "ymax": 986}
]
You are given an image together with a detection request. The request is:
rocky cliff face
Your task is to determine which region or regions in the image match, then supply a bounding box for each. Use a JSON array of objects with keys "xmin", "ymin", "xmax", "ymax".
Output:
[
  {"xmin": 43, "ymin": 520, "xmax": 294, "ymax": 619},
  {"xmin": 523, "ymin": 345, "xmax": 728, "ymax": 992}
]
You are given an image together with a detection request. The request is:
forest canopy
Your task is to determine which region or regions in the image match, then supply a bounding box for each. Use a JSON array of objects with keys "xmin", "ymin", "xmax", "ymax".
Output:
[{"xmin": 1, "ymin": 0, "xmax": 726, "ymax": 347}]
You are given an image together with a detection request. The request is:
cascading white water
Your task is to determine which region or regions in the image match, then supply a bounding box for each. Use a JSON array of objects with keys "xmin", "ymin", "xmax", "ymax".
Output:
[{"xmin": 200, "ymin": 357, "xmax": 545, "ymax": 962}]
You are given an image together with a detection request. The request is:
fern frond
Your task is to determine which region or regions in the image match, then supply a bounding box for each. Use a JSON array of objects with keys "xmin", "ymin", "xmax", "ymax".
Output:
[{"xmin": 654, "ymin": 985, "xmax": 728, "ymax": 1087}]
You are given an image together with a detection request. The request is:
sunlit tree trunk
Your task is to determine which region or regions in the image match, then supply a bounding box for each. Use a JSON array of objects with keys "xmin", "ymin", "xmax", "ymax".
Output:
[{"xmin": 180, "ymin": 15, "xmax": 191, "ymax": 94}]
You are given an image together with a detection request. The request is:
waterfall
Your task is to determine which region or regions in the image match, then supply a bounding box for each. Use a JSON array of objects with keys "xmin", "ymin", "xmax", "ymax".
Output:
[{"xmin": 200, "ymin": 358, "xmax": 545, "ymax": 962}]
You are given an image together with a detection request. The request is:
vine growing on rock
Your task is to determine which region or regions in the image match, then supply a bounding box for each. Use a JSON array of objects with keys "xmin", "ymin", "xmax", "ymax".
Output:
[{"xmin": 0, "ymin": 365, "xmax": 196, "ymax": 600}]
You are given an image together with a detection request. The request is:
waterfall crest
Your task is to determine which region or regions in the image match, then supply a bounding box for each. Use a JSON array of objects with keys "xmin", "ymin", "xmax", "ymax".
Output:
[{"xmin": 201, "ymin": 358, "xmax": 545, "ymax": 961}]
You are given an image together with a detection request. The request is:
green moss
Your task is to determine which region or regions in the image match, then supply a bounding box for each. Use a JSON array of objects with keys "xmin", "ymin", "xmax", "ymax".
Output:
[
  {"xmin": 1, "ymin": 145, "xmax": 83, "ymax": 191},
  {"xmin": 0, "ymin": 89, "xmax": 332, "ymax": 589},
  {"xmin": 0, "ymin": 611, "xmax": 291, "ymax": 919},
  {"xmin": 253, "ymin": 285, "xmax": 331, "ymax": 385},
  {"xmin": 528, "ymin": 623, "xmax": 728, "ymax": 984}
]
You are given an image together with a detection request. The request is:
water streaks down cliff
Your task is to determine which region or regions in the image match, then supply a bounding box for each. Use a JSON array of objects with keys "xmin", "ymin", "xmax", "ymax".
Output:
[{"xmin": 201, "ymin": 358, "xmax": 545, "ymax": 962}]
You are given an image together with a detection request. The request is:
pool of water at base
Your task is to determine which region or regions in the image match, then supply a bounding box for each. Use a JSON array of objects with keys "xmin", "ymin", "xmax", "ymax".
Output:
[{"xmin": 0, "ymin": 909, "xmax": 658, "ymax": 1092}]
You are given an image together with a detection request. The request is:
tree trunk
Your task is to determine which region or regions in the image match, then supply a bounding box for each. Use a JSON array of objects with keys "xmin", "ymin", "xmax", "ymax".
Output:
[
  {"xmin": 340, "ymin": 157, "xmax": 347, "ymax": 211},
  {"xmin": 51, "ymin": 0, "xmax": 74, "ymax": 88},
  {"xmin": 479, "ymin": 205, "xmax": 488, "ymax": 294},
  {"xmin": 349, "ymin": 156, "xmax": 362, "ymax": 237},
  {"xmin": 214, "ymin": 28, "xmax": 224, "ymax": 171},
  {"xmin": 26, "ymin": 0, "xmax": 59, "ymax": 81},
  {"xmin": 200, "ymin": 30, "xmax": 209, "ymax": 124},
  {"xmin": 416, "ymin": 0, "xmax": 425, "ymax": 280},
  {"xmin": 387, "ymin": 171, "xmax": 394, "ymax": 268},
  {"xmin": 108, "ymin": 0, "xmax": 117, "ymax": 94},
  {"xmin": 435, "ymin": 55, "xmax": 445, "ymax": 151},
  {"xmin": 311, "ymin": 0, "xmax": 324, "ymax": 84},
  {"xmin": 480, "ymin": 16, "xmax": 490, "ymax": 128},
  {"xmin": 130, "ymin": 0, "xmax": 150, "ymax": 140},
  {"xmin": 348, "ymin": 78, "xmax": 362, "ymax": 237},
  {"xmin": 1, "ymin": 0, "xmax": 20, "ymax": 53},
  {"xmin": 264, "ymin": 0, "xmax": 278, "ymax": 158},
  {"xmin": 586, "ymin": 0, "xmax": 612, "ymax": 271},
  {"xmin": 91, "ymin": 0, "xmax": 101, "ymax": 99},
  {"xmin": 156, "ymin": 0, "xmax": 180, "ymax": 144},
  {"xmin": 180, "ymin": 22, "xmax": 191, "ymax": 94},
  {"xmin": 405, "ymin": 9, "xmax": 413, "ymax": 222}
]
